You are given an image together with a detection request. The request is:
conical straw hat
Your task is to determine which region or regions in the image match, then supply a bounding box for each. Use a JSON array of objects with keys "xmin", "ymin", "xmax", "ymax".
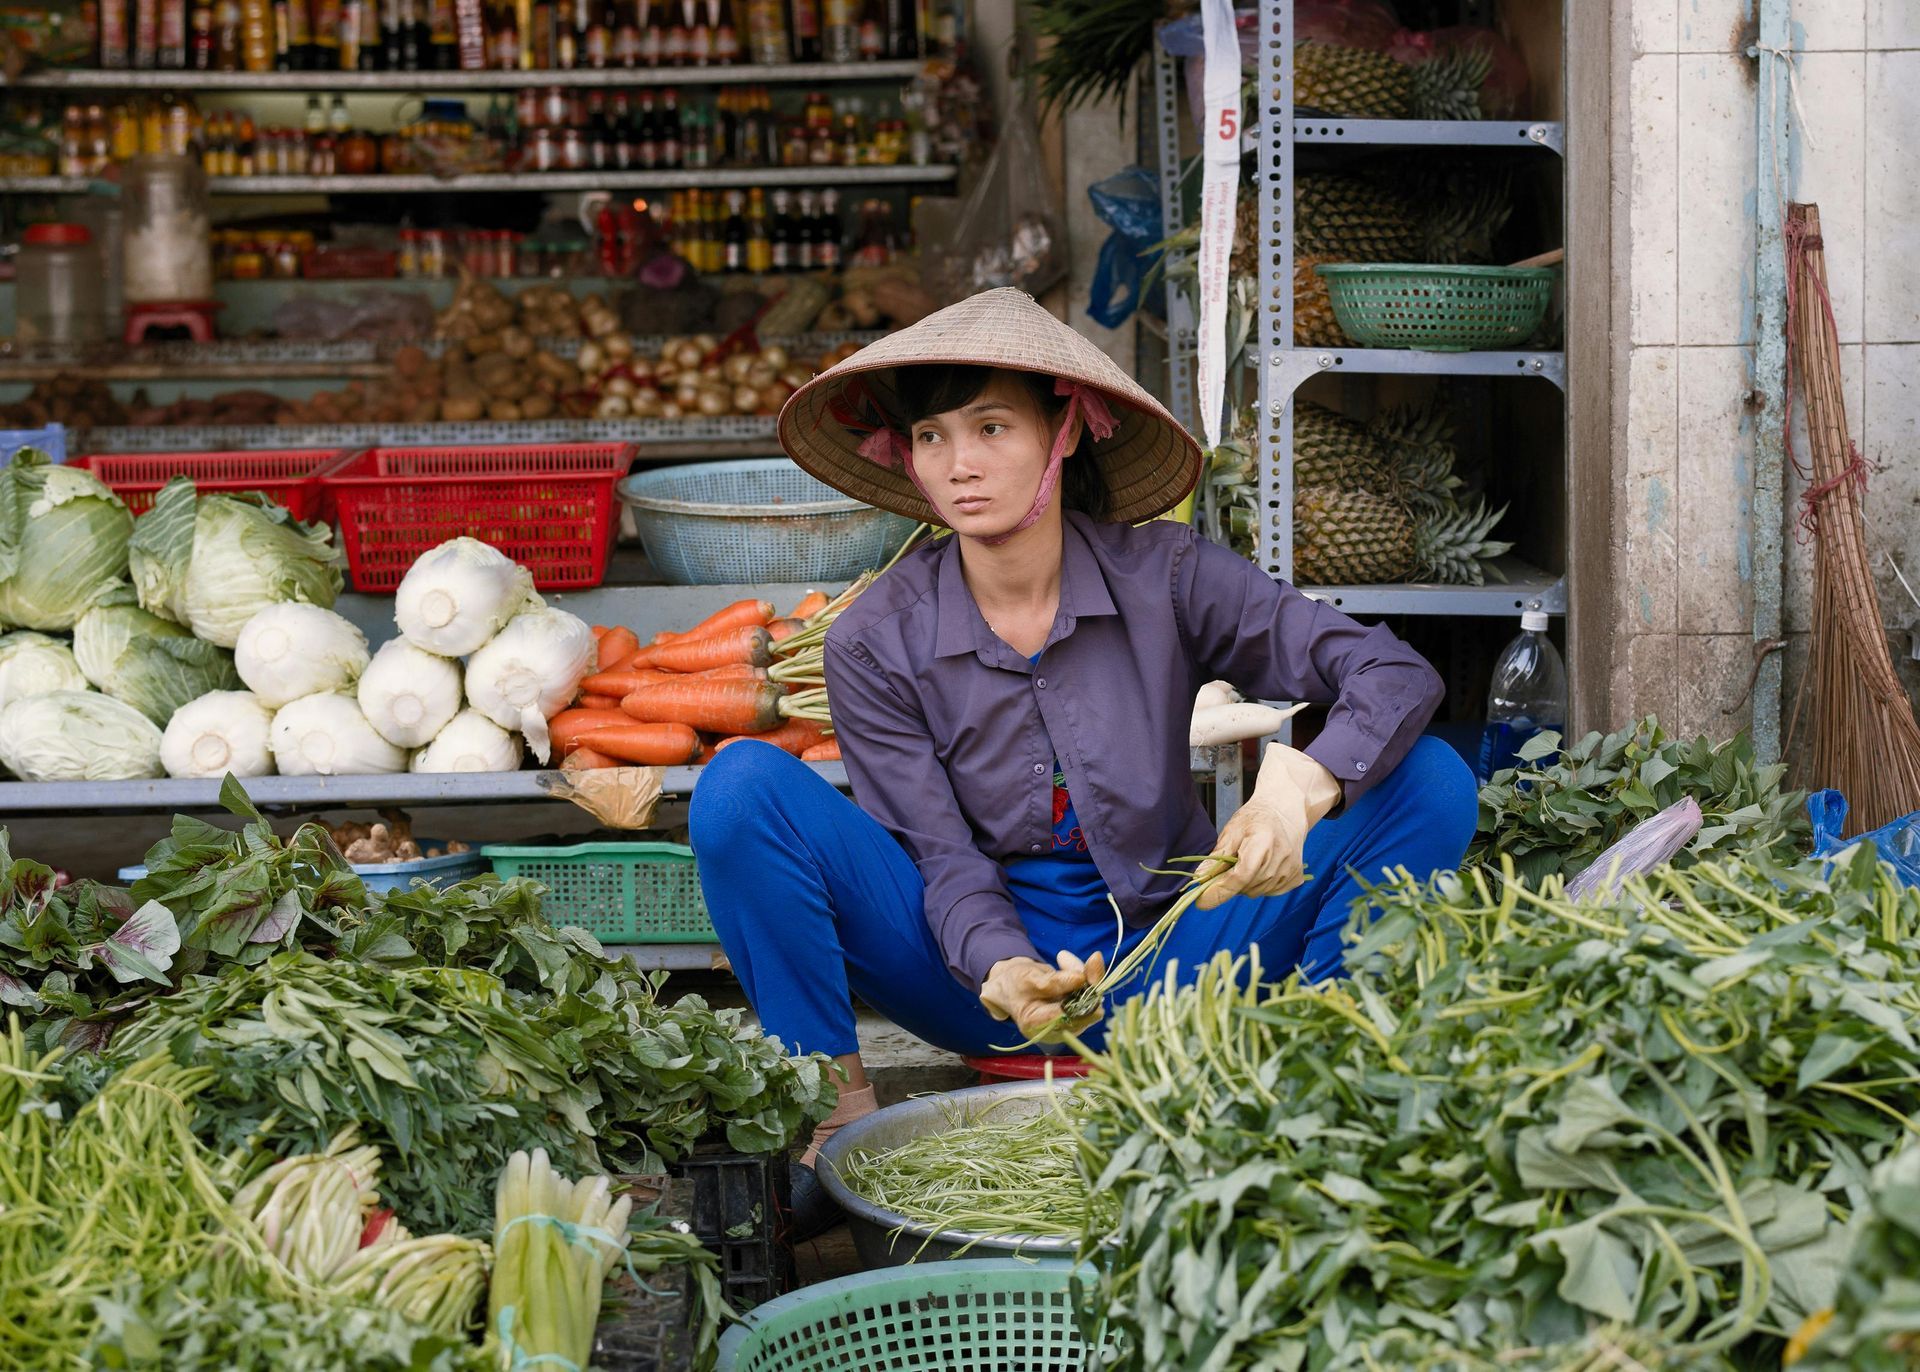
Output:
[{"xmin": 777, "ymin": 287, "xmax": 1202, "ymax": 526}]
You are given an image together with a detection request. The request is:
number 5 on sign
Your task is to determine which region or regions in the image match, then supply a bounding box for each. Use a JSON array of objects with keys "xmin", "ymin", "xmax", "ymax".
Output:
[{"xmin": 1195, "ymin": 0, "xmax": 1242, "ymax": 450}]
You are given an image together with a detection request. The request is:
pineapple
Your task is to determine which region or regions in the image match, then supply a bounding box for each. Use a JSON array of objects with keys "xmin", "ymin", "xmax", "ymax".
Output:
[
  {"xmin": 1369, "ymin": 399, "xmax": 1461, "ymax": 513},
  {"xmin": 1414, "ymin": 499, "xmax": 1514, "ymax": 585},
  {"xmin": 1295, "ymin": 402, "xmax": 1396, "ymax": 493},
  {"xmin": 1293, "ymin": 253, "xmax": 1349, "ymax": 346},
  {"xmin": 1293, "ymin": 485, "xmax": 1416, "ymax": 584},
  {"xmin": 1418, "ymin": 174, "xmax": 1516, "ymax": 264},
  {"xmin": 1293, "ymin": 41, "xmax": 1413, "ymax": 119},
  {"xmin": 1295, "ymin": 175, "xmax": 1423, "ymax": 262},
  {"xmin": 1408, "ymin": 45, "xmax": 1495, "ymax": 121}
]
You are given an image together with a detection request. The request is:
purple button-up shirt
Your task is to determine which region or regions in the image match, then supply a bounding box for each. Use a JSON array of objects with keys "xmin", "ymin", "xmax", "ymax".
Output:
[{"xmin": 822, "ymin": 511, "xmax": 1444, "ymax": 992}]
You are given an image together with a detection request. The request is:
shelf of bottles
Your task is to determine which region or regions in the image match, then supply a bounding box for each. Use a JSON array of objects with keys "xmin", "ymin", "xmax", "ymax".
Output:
[{"xmin": 15, "ymin": 60, "xmax": 925, "ymax": 90}]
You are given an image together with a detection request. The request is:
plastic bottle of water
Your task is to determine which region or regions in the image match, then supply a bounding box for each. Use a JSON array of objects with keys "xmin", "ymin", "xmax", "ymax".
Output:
[{"xmin": 1477, "ymin": 611, "xmax": 1567, "ymax": 780}]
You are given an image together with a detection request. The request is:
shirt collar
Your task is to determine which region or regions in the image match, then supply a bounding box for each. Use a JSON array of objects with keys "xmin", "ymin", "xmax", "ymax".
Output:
[{"xmin": 932, "ymin": 513, "xmax": 1118, "ymax": 661}]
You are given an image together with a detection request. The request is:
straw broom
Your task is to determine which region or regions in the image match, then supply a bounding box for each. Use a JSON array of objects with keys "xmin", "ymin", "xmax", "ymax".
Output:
[{"xmin": 1785, "ymin": 202, "xmax": 1920, "ymax": 833}]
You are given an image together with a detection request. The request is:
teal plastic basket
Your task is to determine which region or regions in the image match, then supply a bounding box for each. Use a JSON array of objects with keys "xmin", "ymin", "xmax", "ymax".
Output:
[
  {"xmin": 616, "ymin": 459, "xmax": 916, "ymax": 585},
  {"xmin": 482, "ymin": 841, "xmax": 713, "ymax": 942},
  {"xmin": 716, "ymin": 1260, "xmax": 1094, "ymax": 1372},
  {"xmin": 1316, "ymin": 263, "xmax": 1556, "ymax": 351}
]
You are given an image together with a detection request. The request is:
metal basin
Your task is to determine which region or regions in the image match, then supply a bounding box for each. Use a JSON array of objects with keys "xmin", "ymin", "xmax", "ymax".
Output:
[{"xmin": 815, "ymin": 1079, "xmax": 1085, "ymax": 1268}]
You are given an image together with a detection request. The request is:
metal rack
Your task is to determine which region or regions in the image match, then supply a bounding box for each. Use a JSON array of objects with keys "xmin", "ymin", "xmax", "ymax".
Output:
[
  {"xmin": 12, "ymin": 59, "xmax": 925, "ymax": 91},
  {"xmin": 0, "ymin": 165, "xmax": 955, "ymax": 197},
  {"xmin": 80, "ymin": 412, "xmax": 782, "ymax": 456},
  {"xmin": 1155, "ymin": 14, "xmax": 1570, "ymax": 618}
]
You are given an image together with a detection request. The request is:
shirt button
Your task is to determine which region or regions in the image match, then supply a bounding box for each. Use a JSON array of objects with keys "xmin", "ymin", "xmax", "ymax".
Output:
[
  {"xmin": 1035, "ymin": 677, "xmax": 1046, "ymax": 689},
  {"xmin": 1030, "ymin": 842, "xmax": 1044, "ymax": 853},
  {"xmin": 1032, "ymin": 762, "xmax": 1045, "ymax": 775},
  {"xmin": 1355, "ymin": 761, "xmax": 1368, "ymax": 773}
]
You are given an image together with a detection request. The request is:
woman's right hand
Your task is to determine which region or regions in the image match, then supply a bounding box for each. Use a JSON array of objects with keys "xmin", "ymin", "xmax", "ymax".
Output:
[{"xmin": 979, "ymin": 950, "xmax": 1107, "ymax": 1040}]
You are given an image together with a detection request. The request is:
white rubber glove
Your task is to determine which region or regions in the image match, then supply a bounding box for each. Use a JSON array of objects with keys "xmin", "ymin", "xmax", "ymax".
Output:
[
  {"xmin": 979, "ymin": 950, "xmax": 1107, "ymax": 1041},
  {"xmin": 1195, "ymin": 743, "xmax": 1343, "ymax": 909}
]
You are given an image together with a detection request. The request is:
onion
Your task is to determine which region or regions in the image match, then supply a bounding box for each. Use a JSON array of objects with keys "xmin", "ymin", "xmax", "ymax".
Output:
[
  {"xmin": 626, "ymin": 356, "xmax": 654, "ymax": 381},
  {"xmin": 603, "ymin": 375, "xmax": 636, "ymax": 398},
  {"xmin": 595, "ymin": 394, "xmax": 631, "ymax": 418},
  {"xmin": 660, "ymin": 400, "xmax": 684, "ymax": 419},
  {"xmin": 654, "ymin": 359, "xmax": 679, "ymax": 384},
  {"xmin": 723, "ymin": 353, "xmax": 756, "ymax": 383},
  {"xmin": 758, "ymin": 381, "xmax": 795, "ymax": 413},
  {"xmin": 692, "ymin": 333, "xmax": 717, "ymax": 353},
  {"xmin": 675, "ymin": 382, "xmax": 702, "ymax": 409},
  {"xmin": 603, "ymin": 333, "xmax": 634, "ymax": 360},
  {"xmin": 780, "ymin": 366, "xmax": 814, "ymax": 389},
  {"xmin": 631, "ymin": 388, "xmax": 663, "ymax": 417},
  {"xmin": 576, "ymin": 341, "xmax": 606, "ymax": 375},
  {"xmin": 732, "ymin": 384, "xmax": 760, "ymax": 413},
  {"xmin": 760, "ymin": 343, "xmax": 789, "ymax": 371},
  {"xmin": 745, "ymin": 361, "xmax": 777, "ymax": 390},
  {"xmin": 673, "ymin": 340, "xmax": 703, "ymax": 369},
  {"xmin": 699, "ymin": 362, "xmax": 723, "ymax": 383},
  {"xmin": 697, "ymin": 389, "xmax": 729, "ymax": 416}
]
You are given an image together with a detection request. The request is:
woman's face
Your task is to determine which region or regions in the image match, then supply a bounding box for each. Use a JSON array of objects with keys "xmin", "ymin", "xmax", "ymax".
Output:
[{"xmin": 908, "ymin": 372, "xmax": 1077, "ymax": 540}]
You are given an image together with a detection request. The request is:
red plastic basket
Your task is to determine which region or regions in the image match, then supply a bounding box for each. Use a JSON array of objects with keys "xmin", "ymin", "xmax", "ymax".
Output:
[
  {"xmin": 962, "ymin": 1054, "xmax": 1094, "ymax": 1086},
  {"xmin": 71, "ymin": 449, "xmax": 349, "ymax": 520},
  {"xmin": 321, "ymin": 443, "xmax": 634, "ymax": 593}
]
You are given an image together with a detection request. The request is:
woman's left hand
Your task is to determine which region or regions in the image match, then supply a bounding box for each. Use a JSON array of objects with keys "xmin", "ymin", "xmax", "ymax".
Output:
[
  {"xmin": 979, "ymin": 950, "xmax": 1108, "ymax": 1040},
  {"xmin": 1196, "ymin": 744, "xmax": 1343, "ymax": 909}
]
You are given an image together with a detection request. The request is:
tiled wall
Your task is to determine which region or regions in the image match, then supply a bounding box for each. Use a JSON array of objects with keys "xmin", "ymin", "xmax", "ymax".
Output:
[{"xmin": 1617, "ymin": 0, "xmax": 1919, "ymax": 751}]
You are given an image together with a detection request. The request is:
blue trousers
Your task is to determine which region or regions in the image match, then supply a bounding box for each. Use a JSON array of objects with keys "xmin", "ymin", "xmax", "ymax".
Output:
[{"xmin": 688, "ymin": 737, "xmax": 1477, "ymax": 1059}]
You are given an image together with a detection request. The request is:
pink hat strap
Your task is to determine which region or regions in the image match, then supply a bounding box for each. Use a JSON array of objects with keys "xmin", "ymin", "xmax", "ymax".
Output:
[{"xmin": 978, "ymin": 379, "xmax": 1120, "ymax": 546}]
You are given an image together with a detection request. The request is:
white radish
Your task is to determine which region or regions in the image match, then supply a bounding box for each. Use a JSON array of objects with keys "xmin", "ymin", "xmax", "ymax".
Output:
[
  {"xmin": 1193, "ymin": 680, "xmax": 1242, "ymax": 712},
  {"xmin": 1189, "ymin": 701, "xmax": 1307, "ymax": 749}
]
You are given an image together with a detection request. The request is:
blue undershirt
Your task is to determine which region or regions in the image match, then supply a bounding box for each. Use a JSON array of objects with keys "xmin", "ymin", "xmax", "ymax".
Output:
[{"xmin": 1002, "ymin": 654, "xmax": 1108, "ymax": 914}]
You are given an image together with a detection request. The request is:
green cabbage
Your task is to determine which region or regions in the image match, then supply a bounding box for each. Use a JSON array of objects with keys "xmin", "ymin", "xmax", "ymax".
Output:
[
  {"xmin": 0, "ymin": 451, "xmax": 133, "ymax": 631},
  {"xmin": 129, "ymin": 479, "xmax": 343, "ymax": 649},
  {"xmin": 73, "ymin": 590, "xmax": 241, "ymax": 725},
  {"xmin": 0, "ymin": 631, "xmax": 88, "ymax": 710},
  {"xmin": 0, "ymin": 689, "xmax": 163, "ymax": 781}
]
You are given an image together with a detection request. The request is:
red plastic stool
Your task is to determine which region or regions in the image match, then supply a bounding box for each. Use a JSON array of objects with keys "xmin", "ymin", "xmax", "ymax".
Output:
[
  {"xmin": 124, "ymin": 300, "xmax": 222, "ymax": 343},
  {"xmin": 963, "ymin": 1054, "xmax": 1094, "ymax": 1086}
]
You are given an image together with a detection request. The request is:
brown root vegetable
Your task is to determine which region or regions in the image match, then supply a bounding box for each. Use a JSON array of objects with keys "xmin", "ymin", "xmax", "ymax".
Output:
[
  {"xmin": 499, "ymin": 326, "xmax": 535, "ymax": 359},
  {"xmin": 487, "ymin": 399, "xmax": 523, "ymax": 421},
  {"xmin": 465, "ymin": 331, "xmax": 503, "ymax": 357},
  {"xmin": 519, "ymin": 391, "xmax": 556, "ymax": 420},
  {"xmin": 393, "ymin": 345, "xmax": 429, "ymax": 378},
  {"xmin": 441, "ymin": 394, "xmax": 486, "ymax": 422}
]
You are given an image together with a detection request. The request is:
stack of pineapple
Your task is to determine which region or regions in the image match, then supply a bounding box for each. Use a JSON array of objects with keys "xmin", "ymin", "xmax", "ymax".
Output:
[
  {"xmin": 1293, "ymin": 40, "xmax": 1495, "ymax": 122},
  {"xmin": 1290, "ymin": 398, "xmax": 1512, "ymax": 586}
]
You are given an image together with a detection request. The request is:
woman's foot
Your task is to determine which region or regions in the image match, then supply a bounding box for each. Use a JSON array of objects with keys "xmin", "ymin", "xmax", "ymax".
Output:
[{"xmin": 789, "ymin": 1082, "xmax": 877, "ymax": 1242}]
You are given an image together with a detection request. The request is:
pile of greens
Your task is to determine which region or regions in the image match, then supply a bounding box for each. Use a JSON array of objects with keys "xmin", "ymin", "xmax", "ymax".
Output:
[
  {"xmin": 1075, "ymin": 845, "xmax": 1920, "ymax": 1371},
  {"xmin": 1472, "ymin": 716, "xmax": 1809, "ymax": 884},
  {"xmin": 1796, "ymin": 1144, "xmax": 1920, "ymax": 1370}
]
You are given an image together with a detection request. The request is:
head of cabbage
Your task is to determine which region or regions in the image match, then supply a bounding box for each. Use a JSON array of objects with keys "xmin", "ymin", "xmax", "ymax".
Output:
[
  {"xmin": 0, "ymin": 690, "xmax": 163, "ymax": 782},
  {"xmin": 129, "ymin": 479, "xmax": 343, "ymax": 648},
  {"xmin": 0, "ymin": 631, "xmax": 89, "ymax": 711},
  {"xmin": 74, "ymin": 589, "xmax": 241, "ymax": 725},
  {"xmin": 0, "ymin": 451, "xmax": 133, "ymax": 631}
]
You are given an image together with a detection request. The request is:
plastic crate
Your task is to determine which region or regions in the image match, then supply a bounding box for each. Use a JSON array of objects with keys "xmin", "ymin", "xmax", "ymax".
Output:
[
  {"xmin": 2, "ymin": 424, "xmax": 65, "ymax": 465},
  {"xmin": 1317, "ymin": 263, "xmax": 1556, "ymax": 352},
  {"xmin": 322, "ymin": 443, "xmax": 632, "ymax": 592},
  {"xmin": 482, "ymin": 841, "xmax": 714, "ymax": 942},
  {"xmin": 670, "ymin": 1147, "xmax": 792, "ymax": 1312},
  {"xmin": 595, "ymin": 1267, "xmax": 695, "ymax": 1372},
  {"xmin": 716, "ymin": 1260, "xmax": 1088, "ymax": 1372},
  {"xmin": 118, "ymin": 843, "xmax": 484, "ymax": 894},
  {"xmin": 71, "ymin": 448, "xmax": 349, "ymax": 519}
]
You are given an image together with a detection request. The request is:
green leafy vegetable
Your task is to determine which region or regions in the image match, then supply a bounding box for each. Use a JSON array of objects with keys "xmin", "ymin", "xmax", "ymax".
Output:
[
  {"xmin": 1076, "ymin": 845, "xmax": 1920, "ymax": 1371},
  {"xmin": 73, "ymin": 587, "xmax": 241, "ymax": 725},
  {"xmin": 1471, "ymin": 716, "xmax": 1808, "ymax": 884}
]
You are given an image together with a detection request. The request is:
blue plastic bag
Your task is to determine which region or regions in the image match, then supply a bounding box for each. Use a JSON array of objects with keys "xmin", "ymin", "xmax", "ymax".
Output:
[
  {"xmin": 1, "ymin": 425, "xmax": 65, "ymax": 465},
  {"xmin": 1808, "ymin": 789, "xmax": 1920, "ymax": 885},
  {"xmin": 1086, "ymin": 167, "xmax": 1162, "ymax": 329}
]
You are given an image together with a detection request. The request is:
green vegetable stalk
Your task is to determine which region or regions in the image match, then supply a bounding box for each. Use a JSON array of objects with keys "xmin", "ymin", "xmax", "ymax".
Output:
[{"xmin": 489, "ymin": 1148, "xmax": 634, "ymax": 1371}]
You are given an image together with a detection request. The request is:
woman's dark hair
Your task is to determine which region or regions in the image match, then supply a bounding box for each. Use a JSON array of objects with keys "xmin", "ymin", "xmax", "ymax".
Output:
[{"xmin": 890, "ymin": 364, "xmax": 1112, "ymax": 520}]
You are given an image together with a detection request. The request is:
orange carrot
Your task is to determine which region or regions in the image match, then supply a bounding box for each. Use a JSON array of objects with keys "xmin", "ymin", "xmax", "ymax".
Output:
[
  {"xmin": 713, "ymin": 717, "xmax": 826, "ymax": 757},
  {"xmin": 549, "ymin": 707, "xmax": 631, "ymax": 756},
  {"xmin": 654, "ymin": 598, "xmax": 774, "ymax": 646},
  {"xmin": 767, "ymin": 618, "xmax": 805, "ymax": 643},
  {"xmin": 691, "ymin": 663, "xmax": 769, "ymax": 681},
  {"xmin": 621, "ymin": 678, "xmax": 786, "ymax": 735},
  {"xmin": 578, "ymin": 693, "xmax": 623, "ymax": 710},
  {"xmin": 787, "ymin": 590, "xmax": 829, "ymax": 620},
  {"xmin": 597, "ymin": 626, "xmax": 640, "ymax": 670},
  {"xmin": 563, "ymin": 745, "xmax": 621, "ymax": 770},
  {"xmin": 801, "ymin": 739, "xmax": 842, "ymax": 762},
  {"xmin": 584, "ymin": 722, "xmax": 702, "ymax": 765},
  {"xmin": 590, "ymin": 624, "xmax": 610, "ymax": 639},
  {"xmin": 624, "ymin": 624, "xmax": 773, "ymax": 673},
  {"xmin": 580, "ymin": 665, "xmax": 678, "ymax": 696}
]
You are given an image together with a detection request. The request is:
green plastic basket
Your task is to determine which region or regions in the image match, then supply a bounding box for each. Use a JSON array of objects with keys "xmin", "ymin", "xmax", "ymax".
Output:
[
  {"xmin": 716, "ymin": 1260, "xmax": 1094, "ymax": 1372},
  {"xmin": 1316, "ymin": 263, "xmax": 1556, "ymax": 351},
  {"xmin": 482, "ymin": 841, "xmax": 714, "ymax": 942}
]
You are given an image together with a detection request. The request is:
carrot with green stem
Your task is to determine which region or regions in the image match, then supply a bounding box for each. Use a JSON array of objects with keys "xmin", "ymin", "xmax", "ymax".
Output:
[
  {"xmin": 624, "ymin": 624, "xmax": 774, "ymax": 673},
  {"xmin": 620, "ymin": 678, "xmax": 788, "ymax": 735},
  {"xmin": 581, "ymin": 722, "xmax": 702, "ymax": 765},
  {"xmin": 651, "ymin": 599, "xmax": 773, "ymax": 646},
  {"xmin": 800, "ymin": 739, "xmax": 841, "ymax": 762},
  {"xmin": 786, "ymin": 589, "xmax": 830, "ymax": 621},
  {"xmin": 712, "ymin": 717, "xmax": 829, "ymax": 756}
]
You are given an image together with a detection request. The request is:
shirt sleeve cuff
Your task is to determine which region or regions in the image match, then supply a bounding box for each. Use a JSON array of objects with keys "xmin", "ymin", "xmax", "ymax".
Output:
[
  {"xmin": 1304, "ymin": 719, "xmax": 1387, "ymax": 806},
  {"xmin": 946, "ymin": 894, "xmax": 1042, "ymax": 993}
]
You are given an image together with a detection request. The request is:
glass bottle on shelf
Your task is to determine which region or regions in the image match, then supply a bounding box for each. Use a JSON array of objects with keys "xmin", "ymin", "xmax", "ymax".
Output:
[
  {"xmin": 687, "ymin": 0, "xmax": 712, "ymax": 63},
  {"xmin": 659, "ymin": 87, "xmax": 681, "ymax": 166},
  {"xmin": 614, "ymin": 0, "xmax": 640, "ymax": 63},
  {"xmin": 820, "ymin": 0, "xmax": 852, "ymax": 61},
  {"xmin": 428, "ymin": 0, "xmax": 456, "ymax": 65},
  {"xmin": 787, "ymin": 0, "xmax": 818, "ymax": 60},
  {"xmin": 855, "ymin": 0, "xmax": 879, "ymax": 60},
  {"xmin": 584, "ymin": 0, "xmax": 610, "ymax": 65},
  {"xmin": 664, "ymin": 0, "xmax": 690, "ymax": 63},
  {"xmin": 814, "ymin": 186, "xmax": 840, "ymax": 267},
  {"xmin": 554, "ymin": 0, "xmax": 577, "ymax": 63},
  {"xmin": 745, "ymin": 186, "xmax": 771, "ymax": 272},
  {"xmin": 722, "ymin": 189, "xmax": 747, "ymax": 271},
  {"xmin": 793, "ymin": 188, "xmax": 816, "ymax": 268},
  {"xmin": 769, "ymin": 187, "xmax": 793, "ymax": 270},
  {"xmin": 634, "ymin": 91, "xmax": 659, "ymax": 166},
  {"xmin": 637, "ymin": 0, "xmax": 662, "ymax": 63},
  {"xmin": 714, "ymin": 0, "xmax": 738, "ymax": 62}
]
